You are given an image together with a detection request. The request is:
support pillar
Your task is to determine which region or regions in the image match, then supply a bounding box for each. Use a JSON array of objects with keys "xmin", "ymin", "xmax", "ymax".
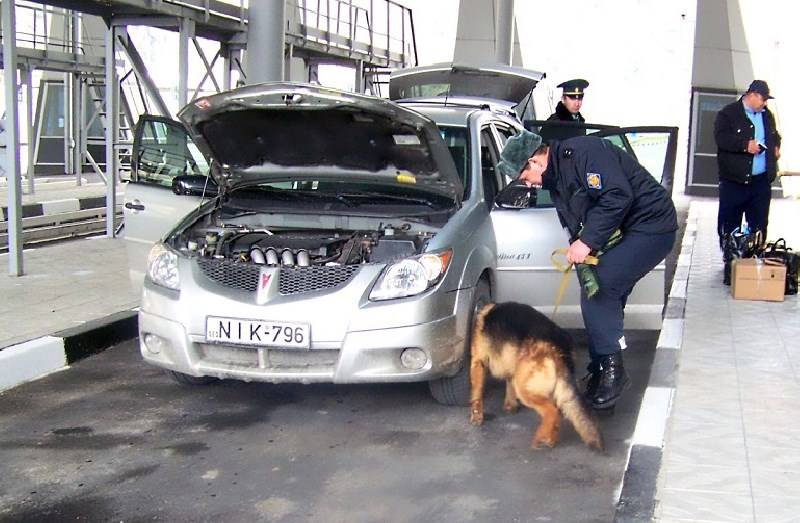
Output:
[
  {"xmin": 495, "ymin": 0, "xmax": 515, "ymax": 66},
  {"xmin": 178, "ymin": 18, "xmax": 194, "ymax": 109},
  {"xmin": 246, "ymin": 0, "xmax": 285, "ymax": 84},
  {"xmin": 3, "ymin": 0, "xmax": 24, "ymax": 275},
  {"xmin": 105, "ymin": 22, "xmax": 117, "ymax": 237},
  {"xmin": 24, "ymin": 66, "xmax": 35, "ymax": 194}
]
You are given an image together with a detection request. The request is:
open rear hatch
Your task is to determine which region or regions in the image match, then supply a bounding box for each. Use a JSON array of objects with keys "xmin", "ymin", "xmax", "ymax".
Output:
[{"xmin": 389, "ymin": 63, "xmax": 545, "ymax": 106}]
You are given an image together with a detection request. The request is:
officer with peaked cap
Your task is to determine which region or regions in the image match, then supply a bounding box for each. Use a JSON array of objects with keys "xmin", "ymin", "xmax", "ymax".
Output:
[
  {"xmin": 540, "ymin": 79, "xmax": 590, "ymax": 141},
  {"xmin": 496, "ymin": 129, "xmax": 677, "ymax": 411}
]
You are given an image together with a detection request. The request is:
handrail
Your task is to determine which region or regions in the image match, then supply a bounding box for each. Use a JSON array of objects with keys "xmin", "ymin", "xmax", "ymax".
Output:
[{"xmin": 288, "ymin": 0, "xmax": 417, "ymax": 67}]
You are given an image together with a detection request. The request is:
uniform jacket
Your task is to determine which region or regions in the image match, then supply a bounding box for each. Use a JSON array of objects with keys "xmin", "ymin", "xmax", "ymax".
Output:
[
  {"xmin": 541, "ymin": 136, "xmax": 678, "ymax": 251},
  {"xmin": 541, "ymin": 102, "xmax": 586, "ymax": 141},
  {"xmin": 714, "ymin": 97, "xmax": 781, "ymax": 184}
]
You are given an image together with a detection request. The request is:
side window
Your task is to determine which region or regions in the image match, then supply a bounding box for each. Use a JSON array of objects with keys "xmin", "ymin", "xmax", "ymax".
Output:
[
  {"xmin": 135, "ymin": 119, "xmax": 209, "ymax": 187},
  {"xmin": 480, "ymin": 128, "xmax": 500, "ymax": 207},
  {"xmin": 493, "ymin": 125, "xmax": 554, "ymax": 208}
]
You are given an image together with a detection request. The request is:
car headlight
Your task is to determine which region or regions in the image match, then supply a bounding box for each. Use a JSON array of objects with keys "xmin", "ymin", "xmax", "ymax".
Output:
[
  {"xmin": 369, "ymin": 250, "xmax": 452, "ymax": 301},
  {"xmin": 147, "ymin": 242, "xmax": 180, "ymax": 290}
]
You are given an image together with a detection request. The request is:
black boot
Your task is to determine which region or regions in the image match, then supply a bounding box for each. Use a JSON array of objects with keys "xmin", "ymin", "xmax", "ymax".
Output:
[
  {"xmin": 590, "ymin": 352, "xmax": 631, "ymax": 410},
  {"xmin": 582, "ymin": 361, "xmax": 601, "ymax": 400}
]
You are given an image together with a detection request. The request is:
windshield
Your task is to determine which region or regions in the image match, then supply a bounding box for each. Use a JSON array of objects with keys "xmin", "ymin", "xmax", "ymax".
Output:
[{"xmin": 439, "ymin": 125, "xmax": 470, "ymax": 199}]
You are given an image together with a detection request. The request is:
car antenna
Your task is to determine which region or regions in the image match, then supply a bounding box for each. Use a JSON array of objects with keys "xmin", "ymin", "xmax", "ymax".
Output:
[{"xmin": 444, "ymin": 61, "xmax": 455, "ymax": 107}]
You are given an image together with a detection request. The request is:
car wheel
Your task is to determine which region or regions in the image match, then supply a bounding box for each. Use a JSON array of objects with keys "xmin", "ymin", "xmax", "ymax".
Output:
[
  {"xmin": 428, "ymin": 277, "xmax": 491, "ymax": 406},
  {"xmin": 167, "ymin": 370, "xmax": 216, "ymax": 385}
]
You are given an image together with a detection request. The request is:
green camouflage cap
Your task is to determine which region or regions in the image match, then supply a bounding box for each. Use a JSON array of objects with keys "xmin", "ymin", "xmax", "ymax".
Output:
[{"xmin": 497, "ymin": 129, "xmax": 543, "ymax": 179}]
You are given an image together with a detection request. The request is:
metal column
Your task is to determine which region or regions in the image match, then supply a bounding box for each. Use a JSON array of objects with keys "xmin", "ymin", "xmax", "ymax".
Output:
[
  {"xmin": 495, "ymin": 0, "xmax": 515, "ymax": 66},
  {"xmin": 246, "ymin": 0, "xmax": 285, "ymax": 84},
  {"xmin": 24, "ymin": 66, "xmax": 35, "ymax": 195},
  {"xmin": 104, "ymin": 23, "xmax": 117, "ymax": 237},
  {"xmin": 3, "ymin": 0, "xmax": 24, "ymax": 275},
  {"xmin": 178, "ymin": 19, "xmax": 194, "ymax": 109},
  {"xmin": 72, "ymin": 11, "xmax": 83, "ymax": 185}
]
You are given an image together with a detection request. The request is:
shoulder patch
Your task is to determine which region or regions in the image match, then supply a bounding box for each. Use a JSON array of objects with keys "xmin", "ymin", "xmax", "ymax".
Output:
[{"xmin": 586, "ymin": 172, "xmax": 603, "ymax": 190}]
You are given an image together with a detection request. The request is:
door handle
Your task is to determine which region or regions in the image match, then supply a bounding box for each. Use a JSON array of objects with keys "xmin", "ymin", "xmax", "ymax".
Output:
[{"xmin": 125, "ymin": 201, "xmax": 145, "ymax": 211}]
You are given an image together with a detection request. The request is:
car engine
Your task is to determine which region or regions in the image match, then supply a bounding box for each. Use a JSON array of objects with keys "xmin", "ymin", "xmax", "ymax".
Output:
[{"xmin": 173, "ymin": 224, "xmax": 433, "ymax": 267}]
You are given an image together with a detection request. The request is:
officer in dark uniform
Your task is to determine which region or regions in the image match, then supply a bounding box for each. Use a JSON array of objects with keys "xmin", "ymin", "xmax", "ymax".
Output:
[
  {"xmin": 497, "ymin": 130, "xmax": 677, "ymax": 410},
  {"xmin": 539, "ymin": 79, "xmax": 589, "ymax": 142}
]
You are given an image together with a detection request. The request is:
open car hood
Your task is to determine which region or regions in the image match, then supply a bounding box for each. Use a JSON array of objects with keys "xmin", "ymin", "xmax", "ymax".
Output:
[
  {"xmin": 389, "ymin": 63, "xmax": 545, "ymax": 106},
  {"xmin": 178, "ymin": 82, "xmax": 462, "ymax": 205}
]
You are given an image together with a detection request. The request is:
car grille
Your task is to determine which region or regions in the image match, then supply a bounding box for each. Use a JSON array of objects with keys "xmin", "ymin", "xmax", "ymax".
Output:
[
  {"xmin": 196, "ymin": 258, "xmax": 360, "ymax": 295},
  {"xmin": 197, "ymin": 258, "xmax": 261, "ymax": 292},
  {"xmin": 278, "ymin": 266, "xmax": 359, "ymax": 295}
]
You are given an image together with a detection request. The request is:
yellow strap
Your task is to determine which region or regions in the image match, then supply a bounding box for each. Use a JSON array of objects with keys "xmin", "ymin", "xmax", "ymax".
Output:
[{"xmin": 550, "ymin": 248, "xmax": 599, "ymax": 319}]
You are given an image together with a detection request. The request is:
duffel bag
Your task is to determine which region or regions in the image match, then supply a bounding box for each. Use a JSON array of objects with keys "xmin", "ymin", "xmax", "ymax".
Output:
[{"xmin": 763, "ymin": 238, "xmax": 799, "ymax": 295}]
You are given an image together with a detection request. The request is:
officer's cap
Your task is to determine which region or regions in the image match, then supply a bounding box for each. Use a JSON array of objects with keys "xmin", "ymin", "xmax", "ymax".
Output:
[
  {"xmin": 497, "ymin": 129, "xmax": 543, "ymax": 180},
  {"xmin": 557, "ymin": 78, "xmax": 589, "ymax": 96}
]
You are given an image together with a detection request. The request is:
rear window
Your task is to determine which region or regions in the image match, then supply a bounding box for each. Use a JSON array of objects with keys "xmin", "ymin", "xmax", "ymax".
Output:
[{"xmin": 198, "ymin": 109, "xmax": 437, "ymax": 175}]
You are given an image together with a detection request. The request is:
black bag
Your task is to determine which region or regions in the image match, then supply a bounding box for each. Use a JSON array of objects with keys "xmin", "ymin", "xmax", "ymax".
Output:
[
  {"xmin": 763, "ymin": 238, "xmax": 799, "ymax": 295},
  {"xmin": 722, "ymin": 229, "xmax": 765, "ymax": 285}
]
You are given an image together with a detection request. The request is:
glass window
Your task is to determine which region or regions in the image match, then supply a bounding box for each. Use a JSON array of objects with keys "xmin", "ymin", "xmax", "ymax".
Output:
[
  {"xmin": 480, "ymin": 129, "xmax": 500, "ymax": 206},
  {"xmin": 439, "ymin": 125, "xmax": 471, "ymax": 199},
  {"xmin": 136, "ymin": 120, "xmax": 208, "ymax": 187}
]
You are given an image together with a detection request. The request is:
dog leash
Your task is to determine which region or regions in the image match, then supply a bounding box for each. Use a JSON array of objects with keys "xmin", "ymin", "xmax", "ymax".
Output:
[{"xmin": 550, "ymin": 249, "xmax": 599, "ymax": 319}]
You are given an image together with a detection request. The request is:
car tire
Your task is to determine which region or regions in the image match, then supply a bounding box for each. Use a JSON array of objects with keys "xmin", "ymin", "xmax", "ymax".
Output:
[
  {"xmin": 428, "ymin": 277, "xmax": 491, "ymax": 406},
  {"xmin": 167, "ymin": 370, "xmax": 216, "ymax": 385}
]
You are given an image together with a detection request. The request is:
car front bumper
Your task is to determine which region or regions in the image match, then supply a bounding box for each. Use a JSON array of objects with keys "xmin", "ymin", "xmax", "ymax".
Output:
[{"xmin": 138, "ymin": 268, "xmax": 474, "ymax": 384}]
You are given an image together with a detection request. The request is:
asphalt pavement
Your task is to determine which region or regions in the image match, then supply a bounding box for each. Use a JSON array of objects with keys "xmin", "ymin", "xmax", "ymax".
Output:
[{"xmin": 0, "ymin": 330, "xmax": 657, "ymax": 523}]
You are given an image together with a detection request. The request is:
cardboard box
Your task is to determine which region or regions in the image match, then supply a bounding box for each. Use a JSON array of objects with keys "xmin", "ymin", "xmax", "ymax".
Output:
[{"xmin": 731, "ymin": 258, "xmax": 786, "ymax": 302}]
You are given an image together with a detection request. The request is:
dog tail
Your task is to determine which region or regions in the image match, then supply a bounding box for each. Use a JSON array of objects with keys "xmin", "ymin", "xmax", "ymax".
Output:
[{"xmin": 553, "ymin": 377, "xmax": 604, "ymax": 452}]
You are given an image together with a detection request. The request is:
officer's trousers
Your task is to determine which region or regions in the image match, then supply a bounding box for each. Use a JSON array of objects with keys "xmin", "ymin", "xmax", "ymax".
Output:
[{"xmin": 580, "ymin": 230, "xmax": 676, "ymax": 359}]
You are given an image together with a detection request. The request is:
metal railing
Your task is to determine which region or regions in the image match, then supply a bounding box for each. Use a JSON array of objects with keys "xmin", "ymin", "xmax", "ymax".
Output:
[{"xmin": 288, "ymin": 0, "xmax": 417, "ymax": 66}]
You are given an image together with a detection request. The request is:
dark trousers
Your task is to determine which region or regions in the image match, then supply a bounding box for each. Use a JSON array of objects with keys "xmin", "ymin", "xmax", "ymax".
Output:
[
  {"xmin": 580, "ymin": 230, "xmax": 676, "ymax": 359},
  {"xmin": 717, "ymin": 175, "xmax": 772, "ymax": 240}
]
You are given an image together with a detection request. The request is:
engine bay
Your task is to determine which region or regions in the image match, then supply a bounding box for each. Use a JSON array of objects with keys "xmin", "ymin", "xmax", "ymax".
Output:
[{"xmin": 169, "ymin": 220, "xmax": 435, "ymax": 267}]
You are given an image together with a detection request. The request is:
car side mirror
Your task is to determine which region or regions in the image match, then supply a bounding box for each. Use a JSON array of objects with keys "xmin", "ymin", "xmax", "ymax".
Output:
[
  {"xmin": 494, "ymin": 180, "xmax": 537, "ymax": 209},
  {"xmin": 172, "ymin": 175, "xmax": 218, "ymax": 197}
]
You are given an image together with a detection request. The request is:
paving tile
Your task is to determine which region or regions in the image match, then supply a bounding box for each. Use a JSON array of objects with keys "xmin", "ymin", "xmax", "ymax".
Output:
[
  {"xmin": 749, "ymin": 468, "xmax": 800, "ymax": 499},
  {"xmin": 747, "ymin": 445, "xmax": 800, "ymax": 472},
  {"xmin": 658, "ymin": 488, "xmax": 754, "ymax": 522},
  {"xmin": 669, "ymin": 404, "xmax": 743, "ymax": 427},
  {"xmin": 664, "ymin": 422, "xmax": 747, "ymax": 466},
  {"xmin": 660, "ymin": 462, "xmax": 750, "ymax": 494},
  {"xmin": 751, "ymin": 495, "xmax": 800, "ymax": 523}
]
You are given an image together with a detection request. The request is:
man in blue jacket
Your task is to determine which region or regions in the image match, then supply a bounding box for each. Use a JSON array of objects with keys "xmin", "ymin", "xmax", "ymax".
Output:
[
  {"xmin": 498, "ymin": 131, "xmax": 677, "ymax": 410},
  {"xmin": 714, "ymin": 80, "xmax": 781, "ymax": 250}
]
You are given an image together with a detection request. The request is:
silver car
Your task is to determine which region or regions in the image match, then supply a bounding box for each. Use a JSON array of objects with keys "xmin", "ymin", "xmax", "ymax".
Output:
[{"xmin": 123, "ymin": 69, "xmax": 676, "ymax": 405}]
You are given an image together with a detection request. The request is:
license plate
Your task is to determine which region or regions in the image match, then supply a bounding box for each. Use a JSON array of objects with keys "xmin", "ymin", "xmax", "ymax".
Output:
[{"xmin": 206, "ymin": 316, "xmax": 310, "ymax": 349}]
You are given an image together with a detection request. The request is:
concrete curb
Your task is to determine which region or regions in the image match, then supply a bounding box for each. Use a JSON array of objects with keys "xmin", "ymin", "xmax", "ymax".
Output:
[
  {"xmin": 0, "ymin": 309, "xmax": 138, "ymax": 392},
  {"xmin": 614, "ymin": 205, "xmax": 698, "ymax": 522},
  {"xmin": 0, "ymin": 194, "xmax": 111, "ymax": 222}
]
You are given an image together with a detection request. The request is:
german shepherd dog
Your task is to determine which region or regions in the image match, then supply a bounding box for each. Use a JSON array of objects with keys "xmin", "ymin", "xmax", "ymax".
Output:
[{"xmin": 469, "ymin": 302, "xmax": 603, "ymax": 451}]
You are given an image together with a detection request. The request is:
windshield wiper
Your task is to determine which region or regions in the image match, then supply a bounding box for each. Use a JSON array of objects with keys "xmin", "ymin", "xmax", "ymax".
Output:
[
  {"xmin": 231, "ymin": 186, "xmax": 358, "ymax": 207},
  {"xmin": 339, "ymin": 191, "xmax": 443, "ymax": 208}
]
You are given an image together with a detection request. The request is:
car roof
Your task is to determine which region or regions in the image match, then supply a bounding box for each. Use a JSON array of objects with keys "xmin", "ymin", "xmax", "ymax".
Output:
[{"xmin": 395, "ymin": 98, "xmax": 517, "ymax": 127}]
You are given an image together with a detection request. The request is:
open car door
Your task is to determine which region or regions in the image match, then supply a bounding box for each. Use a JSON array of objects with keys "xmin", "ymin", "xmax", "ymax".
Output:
[
  {"xmin": 490, "ymin": 125, "xmax": 678, "ymax": 329},
  {"xmin": 123, "ymin": 115, "xmax": 213, "ymax": 281}
]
